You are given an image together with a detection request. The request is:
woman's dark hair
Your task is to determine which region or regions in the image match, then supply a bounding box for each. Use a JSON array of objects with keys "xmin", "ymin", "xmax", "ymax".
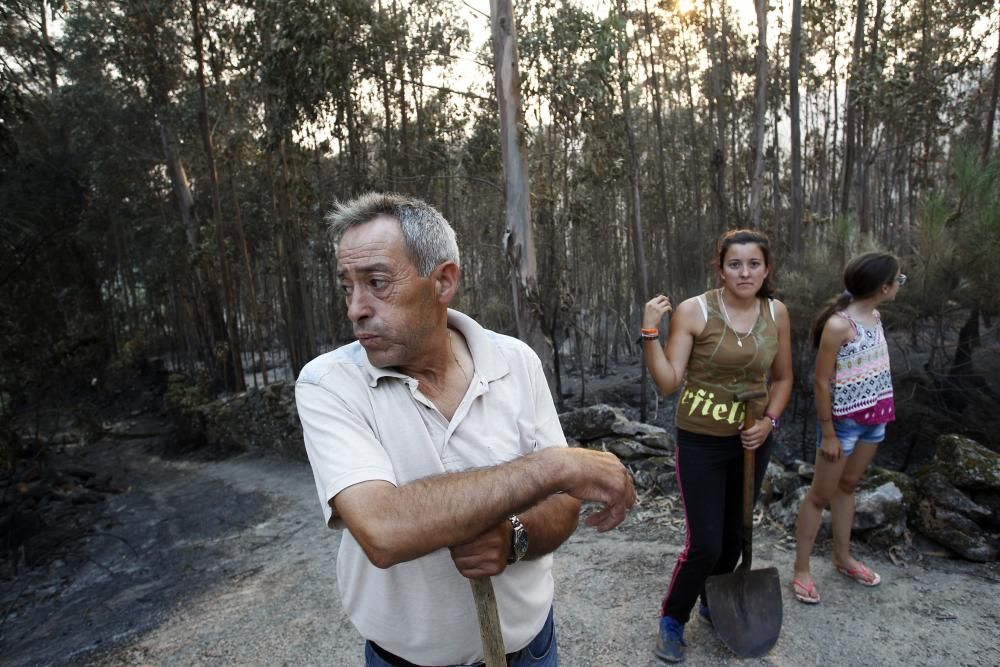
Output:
[
  {"xmin": 714, "ymin": 228, "xmax": 775, "ymax": 298},
  {"xmin": 810, "ymin": 251, "xmax": 900, "ymax": 348}
]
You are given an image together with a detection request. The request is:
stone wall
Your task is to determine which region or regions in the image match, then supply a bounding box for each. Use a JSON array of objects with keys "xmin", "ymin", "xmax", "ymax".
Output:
[{"xmin": 167, "ymin": 377, "xmax": 304, "ymax": 461}]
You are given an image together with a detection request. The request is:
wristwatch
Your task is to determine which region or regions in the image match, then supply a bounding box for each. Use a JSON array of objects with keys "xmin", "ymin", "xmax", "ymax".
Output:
[{"xmin": 507, "ymin": 515, "xmax": 528, "ymax": 564}]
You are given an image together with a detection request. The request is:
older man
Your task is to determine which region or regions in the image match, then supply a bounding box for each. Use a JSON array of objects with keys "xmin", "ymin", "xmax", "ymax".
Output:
[{"xmin": 296, "ymin": 192, "xmax": 634, "ymax": 666}]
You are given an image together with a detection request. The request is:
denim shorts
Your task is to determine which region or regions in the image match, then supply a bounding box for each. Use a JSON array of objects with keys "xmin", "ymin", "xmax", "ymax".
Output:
[{"xmin": 816, "ymin": 417, "xmax": 885, "ymax": 456}]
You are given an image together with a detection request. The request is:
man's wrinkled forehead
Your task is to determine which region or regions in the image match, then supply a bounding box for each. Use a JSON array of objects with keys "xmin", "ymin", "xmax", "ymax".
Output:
[{"xmin": 336, "ymin": 218, "xmax": 414, "ymax": 276}]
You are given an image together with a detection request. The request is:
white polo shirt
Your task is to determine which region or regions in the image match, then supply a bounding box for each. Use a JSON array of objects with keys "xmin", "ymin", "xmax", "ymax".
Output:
[{"xmin": 295, "ymin": 309, "xmax": 566, "ymax": 665}]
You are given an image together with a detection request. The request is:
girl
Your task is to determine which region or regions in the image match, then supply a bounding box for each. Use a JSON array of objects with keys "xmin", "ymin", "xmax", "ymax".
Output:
[
  {"xmin": 642, "ymin": 229, "xmax": 793, "ymax": 662},
  {"xmin": 791, "ymin": 251, "xmax": 904, "ymax": 604}
]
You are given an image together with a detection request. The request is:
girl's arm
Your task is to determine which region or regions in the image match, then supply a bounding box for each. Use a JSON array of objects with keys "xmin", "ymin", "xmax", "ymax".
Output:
[
  {"xmin": 814, "ymin": 315, "xmax": 854, "ymax": 460},
  {"xmin": 641, "ymin": 296, "xmax": 703, "ymax": 396},
  {"xmin": 742, "ymin": 299, "xmax": 794, "ymax": 449}
]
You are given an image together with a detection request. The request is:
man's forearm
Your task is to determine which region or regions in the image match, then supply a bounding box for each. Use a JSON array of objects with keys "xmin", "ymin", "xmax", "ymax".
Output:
[
  {"xmin": 519, "ymin": 492, "xmax": 581, "ymax": 560},
  {"xmin": 336, "ymin": 448, "xmax": 573, "ymax": 568},
  {"xmin": 337, "ymin": 445, "xmax": 632, "ymax": 569}
]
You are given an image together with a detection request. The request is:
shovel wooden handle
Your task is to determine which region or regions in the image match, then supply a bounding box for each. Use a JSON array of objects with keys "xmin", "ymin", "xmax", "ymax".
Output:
[
  {"xmin": 738, "ymin": 395, "xmax": 763, "ymax": 572},
  {"xmin": 470, "ymin": 577, "xmax": 506, "ymax": 667},
  {"xmin": 742, "ymin": 446, "xmax": 755, "ymax": 571}
]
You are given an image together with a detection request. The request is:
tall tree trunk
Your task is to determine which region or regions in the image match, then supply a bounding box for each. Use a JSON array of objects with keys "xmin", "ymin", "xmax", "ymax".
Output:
[
  {"xmin": 40, "ymin": 0, "xmax": 58, "ymax": 92},
  {"xmin": 192, "ymin": 0, "xmax": 244, "ymax": 392},
  {"xmin": 680, "ymin": 30, "xmax": 706, "ymax": 290},
  {"xmin": 859, "ymin": 0, "xmax": 884, "ymax": 236},
  {"xmin": 489, "ymin": 0, "xmax": 556, "ymax": 393},
  {"xmin": 705, "ymin": 0, "xmax": 728, "ymax": 232},
  {"xmin": 277, "ymin": 137, "xmax": 317, "ymax": 377},
  {"xmin": 615, "ymin": 0, "xmax": 651, "ymax": 420},
  {"xmin": 640, "ymin": 0, "xmax": 675, "ymax": 293},
  {"xmin": 982, "ymin": 23, "xmax": 1000, "ymax": 165},
  {"xmin": 789, "ymin": 0, "xmax": 803, "ymax": 255},
  {"xmin": 841, "ymin": 0, "xmax": 866, "ymax": 218},
  {"xmin": 750, "ymin": 0, "xmax": 768, "ymax": 229}
]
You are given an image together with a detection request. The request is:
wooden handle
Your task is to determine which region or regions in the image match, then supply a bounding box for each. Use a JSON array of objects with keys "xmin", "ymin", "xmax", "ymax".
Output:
[
  {"xmin": 470, "ymin": 577, "xmax": 506, "ymax": 667},
  {"xmin": 742, "ymin": 446, "xmax": 755, "ymax": 571},
  {"xmin": 741, "ymin": 403, "xmax": 758, "ymax": 571}
]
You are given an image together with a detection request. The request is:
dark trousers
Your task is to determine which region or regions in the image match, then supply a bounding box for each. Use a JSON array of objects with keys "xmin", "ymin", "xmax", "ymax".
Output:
[{"xmin": 661, "ymin": 428, "xmax": 773, "ymax": 623}]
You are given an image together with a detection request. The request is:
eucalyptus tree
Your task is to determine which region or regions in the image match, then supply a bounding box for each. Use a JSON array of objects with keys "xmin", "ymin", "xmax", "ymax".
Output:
[
  {"xmin": 489, "ymin": 0, "xmax": 556, "ymax": 392},
  {"xmin": 749, "ymin": 0, "xmax": 768, "ymax": 229},
  {"xmin": 789, "ymin": 0, "xmax": 803, "ymax": 254}
]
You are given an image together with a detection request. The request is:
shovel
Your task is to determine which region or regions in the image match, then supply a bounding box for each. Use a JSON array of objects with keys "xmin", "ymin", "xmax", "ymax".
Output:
[{"xmin": 704, "ymin": 390, "xmax": 783, "ymax": 658}]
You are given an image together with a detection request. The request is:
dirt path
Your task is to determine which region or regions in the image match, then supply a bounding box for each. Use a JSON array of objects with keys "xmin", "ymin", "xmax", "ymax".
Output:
[{"xmin": 2, "ymin": 420, "xmax": 998, "ymax": 667}]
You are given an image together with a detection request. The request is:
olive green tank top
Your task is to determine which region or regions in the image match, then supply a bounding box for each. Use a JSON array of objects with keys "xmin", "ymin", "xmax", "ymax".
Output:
[{"xmin": 675, "ymin": 288, "xmax": 778, "ymax": 436}]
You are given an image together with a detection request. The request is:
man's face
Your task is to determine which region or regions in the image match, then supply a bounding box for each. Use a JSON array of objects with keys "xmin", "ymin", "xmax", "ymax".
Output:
[{"xmin": 336, "ymin": 216, "xmax": 440, "ymax": 369}]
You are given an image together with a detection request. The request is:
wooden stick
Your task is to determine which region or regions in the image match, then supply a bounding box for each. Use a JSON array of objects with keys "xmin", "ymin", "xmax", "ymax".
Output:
[{"xmin": 470, "ymin": 577, "xmax": 506, "ymax": 667}]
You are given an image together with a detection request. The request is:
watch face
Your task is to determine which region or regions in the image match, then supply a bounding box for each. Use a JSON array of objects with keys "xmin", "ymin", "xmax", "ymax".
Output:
[{"xmin": 514, "ymin": 530, "xmax": 529, "ymax": 559}]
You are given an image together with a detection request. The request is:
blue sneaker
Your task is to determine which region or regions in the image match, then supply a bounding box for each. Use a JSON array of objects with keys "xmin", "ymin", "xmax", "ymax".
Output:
[
  {"xmin": 654, "ymin": 615, "xmax": 686, "ymax": 663},
  {"xmin": 698, "ymin": 602, "xmax": 713, "ymax": 627}
]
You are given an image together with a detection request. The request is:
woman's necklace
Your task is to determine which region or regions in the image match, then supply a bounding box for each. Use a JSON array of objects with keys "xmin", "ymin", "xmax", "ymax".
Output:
[{"xmin": 719, "ymin": 290, "xmax": 758, "ymax": 348}]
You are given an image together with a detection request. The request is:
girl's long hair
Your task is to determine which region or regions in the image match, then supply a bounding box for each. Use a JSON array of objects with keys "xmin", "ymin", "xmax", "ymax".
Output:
[{"xmin": 810, "ymin": 251, "xmax": 900, "ymax": 348}]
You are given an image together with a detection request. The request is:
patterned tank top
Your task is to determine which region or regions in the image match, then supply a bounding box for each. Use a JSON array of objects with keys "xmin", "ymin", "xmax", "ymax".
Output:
[
  {"xmin": 675, "ymin": 289, "xmax": 778, "ymax": 437},
  {"xmin": 830, "ymin": 311, "xmax": 895, "ymax": 425}
]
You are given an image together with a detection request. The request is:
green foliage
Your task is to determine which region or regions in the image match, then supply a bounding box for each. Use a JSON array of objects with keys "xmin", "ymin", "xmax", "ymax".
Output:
[{"xmin": 904, "ymin": 148, "xmax": 1000, "ymax": 335}]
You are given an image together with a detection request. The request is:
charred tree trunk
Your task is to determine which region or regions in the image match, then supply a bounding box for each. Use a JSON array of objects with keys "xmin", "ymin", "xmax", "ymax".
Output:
[
  {"xmin": 615, "ymin": 0, "xmax": 651, "ymax": 421},
  {"xmin": 489, "ymin": 0, "xmax": 556, "ymax": 394},
  {"xmin": 789, "ymin": 0, "xmax": 803, "ymax": 254}
]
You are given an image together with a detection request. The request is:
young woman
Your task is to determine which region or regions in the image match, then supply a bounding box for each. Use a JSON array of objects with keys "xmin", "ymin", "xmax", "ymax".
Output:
[
  {"xmin": 791, "ymin": 252, "xmax": 903, "ymax": 604},
  {"xmin": 642, "ymin": 229, "xmax": 793, "ymax": 663}
]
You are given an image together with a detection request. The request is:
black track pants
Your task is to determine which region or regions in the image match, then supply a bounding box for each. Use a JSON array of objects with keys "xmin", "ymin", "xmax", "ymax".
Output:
[{"xmin": 660, "ymin": 428, "xmax": 773, "ymax": 623}]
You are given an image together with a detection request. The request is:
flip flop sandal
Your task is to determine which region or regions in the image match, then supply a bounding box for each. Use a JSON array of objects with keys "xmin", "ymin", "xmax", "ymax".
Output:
[
  {"xmin": 791, "ymin": 578, "xmax": 821, "ymax": 604},
  {"xmin": 836, "ymin": 563, "xmax": 881, "ymax": 587}
]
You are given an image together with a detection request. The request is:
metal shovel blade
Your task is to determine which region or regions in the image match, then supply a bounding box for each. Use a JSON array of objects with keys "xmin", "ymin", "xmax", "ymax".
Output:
[{"xmin": 705, "ymin": 565, "xmax": 783, "ymax": 658}]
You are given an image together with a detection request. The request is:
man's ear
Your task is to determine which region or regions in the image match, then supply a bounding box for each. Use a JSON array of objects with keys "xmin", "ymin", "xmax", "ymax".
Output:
[{"xmin": 431, "ymin": 261, "xmax": 460, "ymax": 304}]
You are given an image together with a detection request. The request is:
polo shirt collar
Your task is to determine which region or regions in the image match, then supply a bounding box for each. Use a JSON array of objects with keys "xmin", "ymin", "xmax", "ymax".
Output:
[{"xmin": 361, "ymin": 308, "xmax": 510, "ymax": 387}]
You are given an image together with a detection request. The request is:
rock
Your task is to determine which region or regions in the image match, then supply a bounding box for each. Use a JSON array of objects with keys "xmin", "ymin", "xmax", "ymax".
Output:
[
  {"xmin": 609, "ymin": 420, "xmax": 672, "ymax": 454},
  {"xmin": 970, "ymin": 492, "xmax": 1000, "ymax": 528},
  {"xmin": 768, "ymin": 486, "xmax": 811, "ymax": 530},
  {"xmin": 628, "ymin": 457, "xmax": 677, "ymax": 496},
  {"xmin": 559, "ymin": 403, "xmax": 673, "ymax": 454},
  {"xmin": 761, "ymin": 464, "xmax": 801, "ymax": 506},
  {"xmin": 767, "ymin": 479, "xmax": 907, "ymax": 543},
  {"xmin": 558, "ymin": 404, "xmax": 621, "ymax": 441},
  {"xmin": 865, "ymin": 520, "xmax": 910, "ymax": 550},
  {"xmin": 853, "ymin": 482, "xmax": 906, "ymax": 531},
  {"xmin": 914, "ymin": 498, "xmax": 999, "ymax": 562},
  {"xmin": 917, "ymin": 473, "xmax": 991, "ymax": 521},
  {"xmin": 796, "ymin": 461, "xmax": 815, "ymax": 480},
  {"xmin": 864, "ymin": 467, "xmax": 916, "ymax": 501},
  {"xmin": 599, "ymin": 437, "xmax": 666, "ymax": 461},
  {"xmin": 933, "ymin": 434, "xmax": 1000, "ymax": 491}
]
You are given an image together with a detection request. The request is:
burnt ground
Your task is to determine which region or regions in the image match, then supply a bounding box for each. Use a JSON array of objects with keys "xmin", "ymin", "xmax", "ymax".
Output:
[{"xmin": 1, "ymin": 369, "xmax": 998, "ymax": 666}]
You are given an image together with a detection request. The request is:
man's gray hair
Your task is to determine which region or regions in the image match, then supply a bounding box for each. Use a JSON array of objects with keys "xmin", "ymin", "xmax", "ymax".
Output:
[{"xmin": 325, "ymin": 192, "xmax": 460, "ymax": 276}]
